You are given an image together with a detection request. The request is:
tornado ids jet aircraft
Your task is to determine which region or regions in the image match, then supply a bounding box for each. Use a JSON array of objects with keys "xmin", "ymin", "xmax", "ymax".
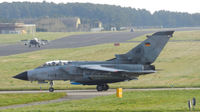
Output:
[
  {"xmin": 14, "ymin": 31, "xmax": 174, "ymax": 92},
  {"xmin": 21, "ymin": 38, "xmax": 48, "ymax": 48}
]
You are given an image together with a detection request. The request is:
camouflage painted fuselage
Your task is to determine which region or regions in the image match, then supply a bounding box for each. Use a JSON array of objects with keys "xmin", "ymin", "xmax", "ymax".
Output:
[{"xmin": 14, "ymin": 31, "xmax": 174, "ymax": 86}]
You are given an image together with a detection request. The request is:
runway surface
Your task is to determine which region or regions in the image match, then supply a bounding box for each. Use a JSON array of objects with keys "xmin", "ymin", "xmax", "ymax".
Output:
[
  {"xmin": 0, "ymin": 88, "xmax": 200, "ymax": 110},
  {"xmin": 0, "ymin": 31, "xmax": 151, "ymax": 56}
]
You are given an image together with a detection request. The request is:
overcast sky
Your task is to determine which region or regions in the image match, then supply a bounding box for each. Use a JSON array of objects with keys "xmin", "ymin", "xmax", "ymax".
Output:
[{"xmin": 1, "ymin": 0, "xmax": 200, "ymax": 14}]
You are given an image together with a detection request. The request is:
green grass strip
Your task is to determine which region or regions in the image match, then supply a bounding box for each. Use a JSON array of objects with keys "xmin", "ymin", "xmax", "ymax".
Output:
[
  {"xmin": 4, "ymin": 89, "xmax": 200, "ymax": 112},
  {"xmin": 0, "ymin": 92, "xmax": 66, "ymax": 107}
]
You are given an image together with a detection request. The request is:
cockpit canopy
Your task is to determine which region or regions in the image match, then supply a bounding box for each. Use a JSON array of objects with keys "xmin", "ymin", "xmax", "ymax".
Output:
[
  {"xmin": 33, "ymin": 38, "xmax": 39, "ymax": 41},
  {"xmin": 37, "ymin": 60, "xmax": 72, "ymax": 68}
]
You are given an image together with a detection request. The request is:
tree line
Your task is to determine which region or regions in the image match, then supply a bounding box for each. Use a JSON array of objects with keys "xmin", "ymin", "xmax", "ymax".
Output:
[{"xmin": 0, "ymin": 2, "xmax": 200, "ymax": 28}]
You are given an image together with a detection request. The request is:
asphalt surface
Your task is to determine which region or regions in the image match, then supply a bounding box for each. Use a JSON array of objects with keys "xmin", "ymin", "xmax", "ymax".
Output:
[
  {"xmin": 0, "ymin": 31, "xmax": 152, "ymax": 56},
  {"xmin": 1, "ymin": 88, "xmax": 200, "ymax": 110}
]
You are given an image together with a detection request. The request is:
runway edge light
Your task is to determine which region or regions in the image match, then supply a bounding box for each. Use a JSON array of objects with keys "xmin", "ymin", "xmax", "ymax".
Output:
[{"xmin": 116, "ymin": 88, "xmax": 122, "ymax": 98}]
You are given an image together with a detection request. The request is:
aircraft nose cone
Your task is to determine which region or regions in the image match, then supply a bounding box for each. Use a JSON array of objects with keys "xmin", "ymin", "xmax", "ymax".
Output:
[{"xmin": 13, "ymin": 71, "xmax": 28, "ymax": 80}]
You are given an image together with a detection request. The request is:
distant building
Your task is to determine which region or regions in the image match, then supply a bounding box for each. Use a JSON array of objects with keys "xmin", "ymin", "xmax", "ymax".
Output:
[
  {"xmin": 90, "ymin": 21, "xmax": 103, "ymax": 32},
  {"xmin": 18, "ymin": 17, "xmax": 104, "ymax": 32},
  {"xmin": 90, "ymin": 27, "xmax": 104, "ymax": 32},
  {"xmin": 59, "ymin": 17, "xmax": 81, "ymax": 31},
  {"xmin": 22, "ymin": 24, "xmax": 36, "ymax": 34},
  {"xmin": 91, "ymin": 21, "xmax": 102, "ymax": 28},
  {"xmin": 19, "ymin": 17, "xmax": 81, "ymax": 32},
  {"xmin": 0, "ymin": 23, "xmax": 36, "ymax": 34},
  {"xmin": 78, "ymin": 24, "xmax": 90, "ymax": 32}
]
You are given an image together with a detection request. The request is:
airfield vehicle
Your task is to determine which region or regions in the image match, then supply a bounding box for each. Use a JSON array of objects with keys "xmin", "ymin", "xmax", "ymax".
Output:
[{"xmin": 14, "ymin": 31, "xmax": 174, "ymax": 92}]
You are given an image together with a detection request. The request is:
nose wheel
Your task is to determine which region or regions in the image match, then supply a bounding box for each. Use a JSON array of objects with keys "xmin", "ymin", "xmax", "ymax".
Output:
[
  {"xmin": 49, "ymin": 81, "xmax": 54, "ymax": 92},
  {"xmin": 96, "ymin": 84, "xmax": 109, "ymax": 91},
  {"xmin": 49, "ymin": 87, "xmax": 54, "ymax": 92}
]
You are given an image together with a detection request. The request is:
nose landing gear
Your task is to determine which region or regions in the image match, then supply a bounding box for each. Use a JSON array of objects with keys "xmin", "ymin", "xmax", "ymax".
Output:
[{"xmin": 49, "ymin": 81, "xmax": 54, "ymax": 92}]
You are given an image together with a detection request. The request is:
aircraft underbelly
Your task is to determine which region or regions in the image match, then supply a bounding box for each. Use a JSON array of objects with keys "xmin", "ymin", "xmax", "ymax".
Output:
[
  {"xmin": 75, "ymin": 78, "xmax": 126, "ymax": 85},
  {"xmin": 73, "ymin": 72, "xmax": 129, "ymax": 85}
]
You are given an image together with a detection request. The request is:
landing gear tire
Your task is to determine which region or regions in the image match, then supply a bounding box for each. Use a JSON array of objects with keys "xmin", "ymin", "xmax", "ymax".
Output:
[
  {"xmin": 96, "ymin": 84, "xmax": 109, "ymax": 91},
  {"xmin": 49, "ymin": 87, "xmax": 54, "ymax": 92},
  {"xmin": 96, "ymin": 85, "xmax": 104, "ymax": 91},
  {"xmin": 103, "ymin": 84, "xmax": 109, "ymax": 91}
]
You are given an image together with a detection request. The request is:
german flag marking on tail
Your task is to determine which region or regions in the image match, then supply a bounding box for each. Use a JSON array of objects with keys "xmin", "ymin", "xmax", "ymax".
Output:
[{"xmin": 145, "ymin": 42, "xmax": 151, "ymax": 47}]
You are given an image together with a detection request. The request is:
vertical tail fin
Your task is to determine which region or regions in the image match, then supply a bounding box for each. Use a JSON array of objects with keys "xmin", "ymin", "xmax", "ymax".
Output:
[{"xmin": 114, "ymin": 31, "xmax": 174, "ymax": 64}]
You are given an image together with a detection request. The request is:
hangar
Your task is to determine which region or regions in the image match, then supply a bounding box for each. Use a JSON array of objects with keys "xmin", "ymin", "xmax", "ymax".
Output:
[{"xmin": 0, "ymin": 23, "xmax": 36, "ymax": 34}]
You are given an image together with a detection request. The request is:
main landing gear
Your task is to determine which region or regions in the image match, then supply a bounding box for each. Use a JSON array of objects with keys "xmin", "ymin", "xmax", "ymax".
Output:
[
  {"xmin": 49, "ymin": 81, "xmax": 54, "ymax": 92},
  {"xmin": 96, "ymin": 84, "xmax": 109, "ymax": 91}
]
